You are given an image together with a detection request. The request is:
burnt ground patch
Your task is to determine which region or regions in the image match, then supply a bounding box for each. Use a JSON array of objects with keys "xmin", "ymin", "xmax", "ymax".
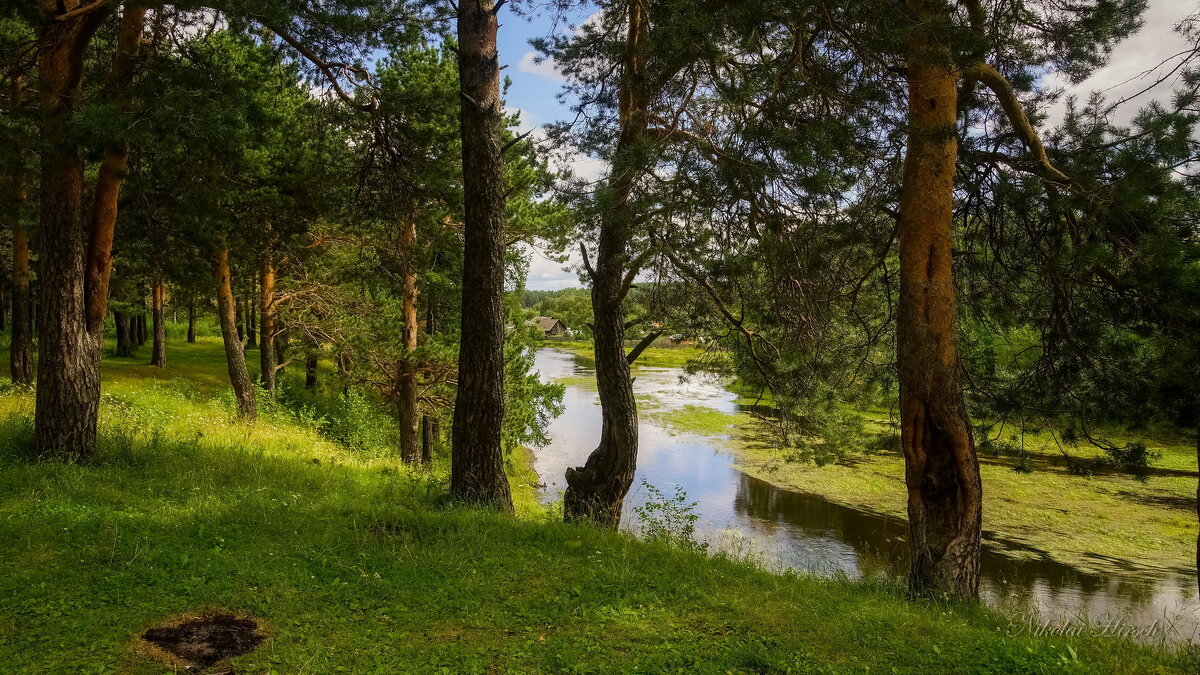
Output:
[{"xmin": 140, "ymin": 612, "xmax": 265, "ymax": 670}]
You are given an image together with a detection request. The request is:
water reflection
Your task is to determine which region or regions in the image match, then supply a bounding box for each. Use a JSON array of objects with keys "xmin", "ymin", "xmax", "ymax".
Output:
[{"xmin": 531, "ymin": 347, "xmax": 1200, "ymax": 642}]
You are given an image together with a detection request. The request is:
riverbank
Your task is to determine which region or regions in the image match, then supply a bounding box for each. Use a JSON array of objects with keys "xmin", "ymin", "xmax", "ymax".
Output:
[
  {"xmin": 1, "ymin": 338, "xmax": 1191, "ymax": 671},
  {"xmin": 603, "ymin": 353, "xmax": 1200, "ymax": 579},
  {"xmin": 543, "ymin": 337, "xmax": 710, "ymax": 369}
]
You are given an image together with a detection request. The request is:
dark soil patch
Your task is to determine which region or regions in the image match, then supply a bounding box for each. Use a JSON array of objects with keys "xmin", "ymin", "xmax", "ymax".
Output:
[{"xmin": 141, "ymin": 613, "xmax": 264, "ymax": 669}]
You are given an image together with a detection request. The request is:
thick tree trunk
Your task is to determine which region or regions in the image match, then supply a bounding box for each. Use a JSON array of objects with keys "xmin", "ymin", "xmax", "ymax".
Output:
[
  {"xmin": 563, "ymin": 0, "xmax": 649, "ymax": 527},
  {"xmin": 32, "ymin": 4, "xmax": 114, "ymax": 459},
  {"xmin": 114, "ymin": 312, "xmax": 132, "ymax": 357},
  {"xmin": 896, "ymin": 0, "xmax": 982, "ymax": 599},
  {"xmin": 187, "ymin": 297, "xmax": 196, "ymax": 343},
  {"xmin": 259, "ymin": 253, "xmax": 277, "ymax": 396},
  {"xmin": 150, "ymin": 275, "xmax": 165, "ymax": 367},
  {"xmin": 397, "ymin": 210, "xmax": 421, "ymax": 464},
  {"xmin": 135, "ymin": 313, "xmax": 146, "ymax": 346},
  {"xmin": 450, "ymin": 0, "xmax": 513, "ymax": 511},
  {"xmin": 214, "ymin": 247, "xmax": 256, "ymax": 420},
  {"xmin": 8, "ymin": 136, "xmax": 33, "ymax": 385}
]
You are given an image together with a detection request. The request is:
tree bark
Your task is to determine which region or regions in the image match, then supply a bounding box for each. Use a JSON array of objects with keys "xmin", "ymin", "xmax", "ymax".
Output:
[
  {"xmin": 114, "ymin": 311, "xmax": 132, "ymax": 357},
  {"xmin": 187, "ymin": 296, "xmax": 196, "ymax": 343},
  {"xmin": 397, "ymin": 209, "xmax": 421, "ymax": 464},
  {"xmin": 246, "ymin": 282, "xmax": 257, "ymax": 349},
  {"xmin": 259, "ymin": 253, "xmax": 277, "ymax": 396},
  {"xmin": 214, "ymin": 247, "xmax": 256, "ymax": 420},
  {"xmin": 896, "ymin": 0, "xmax": 982, "ymax": 599},
  {"xmin": 450, "ymin": 0, "xmax": 513, "ymax": 511},
  {"xmin": 563, "ymin": 0, "xmax": 649, "ymax": 527},
  {"xmin": 236, "ymin": 299, "xmax": 244, "ymax": 342},
  {"xmin": 83, "ymin": 6, "xmax": 145, "ymax": 336},
  {"xmin": 135, "ymin": 312, "xmax": 146, "ymax": 346},
  {"xmin": 421, "ymin": 415, "xmax": 437, "ymax": 464},
  {"xmin": 150, "ymin": 275, "xmax": 165, "ymax": 367},
  {"xmin": 305, "ymin": 352, "xmax": 318, "ymax": 390},
  {"xmin": 8, "ymin": 109, "xmax": 33, "ymax": 384},
  {"xmin": 32, "ymin": 3, "xmax": 113, "ymax": 458}
]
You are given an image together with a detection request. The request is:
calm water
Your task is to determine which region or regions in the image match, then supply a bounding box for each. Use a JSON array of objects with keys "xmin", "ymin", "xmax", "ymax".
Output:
[{"xmin": 532, "ymin": 347, "xmax": 1200, "ymax": 643}]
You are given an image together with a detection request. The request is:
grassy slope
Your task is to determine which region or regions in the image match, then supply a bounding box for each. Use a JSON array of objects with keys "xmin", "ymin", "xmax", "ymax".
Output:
[{"xmin": 0, "ymin": 338, "xmax": 1191, "ymax": 673}]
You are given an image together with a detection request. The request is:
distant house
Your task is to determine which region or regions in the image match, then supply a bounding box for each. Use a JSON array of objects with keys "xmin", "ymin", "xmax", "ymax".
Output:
[{"xmin": 526, "ymin": 316, "xmax": 569, "ymax": 337}]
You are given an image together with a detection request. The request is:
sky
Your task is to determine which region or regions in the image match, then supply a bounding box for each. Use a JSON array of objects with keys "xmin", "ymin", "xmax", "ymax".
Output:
[{"xmin": 503, "ymin": 0, "xmax": 1197, "ymax": 291}]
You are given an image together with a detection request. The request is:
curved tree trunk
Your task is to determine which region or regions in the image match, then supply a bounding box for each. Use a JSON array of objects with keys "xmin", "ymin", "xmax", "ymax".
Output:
[
  {"xmin": 259, "ymin": 253, "xmax": 277, "ymax": 396},
  {"xmin": 450, "ymin": 0, "xmax": 513, "ymax": 511},
  {"xmin": 214, "ymin": 247, "xmax": 256, "ymax": 420},
  {"xmin": 150, "ymin": 275, "xmax": 166, "ymax": 367},
  {"xmin": 8, "ymin": 134, "xmax": 33, "ymax": 385},
  {"xmin": 563, "ymin": 0, "xmax": 649, "ymax": 527},
  {"xmin": 896, "ymin": 0, "xmax": 982, "ymax": 599}
]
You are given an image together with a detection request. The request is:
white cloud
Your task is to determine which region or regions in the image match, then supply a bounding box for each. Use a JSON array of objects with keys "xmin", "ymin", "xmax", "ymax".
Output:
[
  {"xmin": 505, "ymin": 106, "xmax": 538, "ymax": 134},
  {"xmin": 1046, "ymin": 0, "xmax": 1194, "ymax": 126},
  {"xmin": 522, "ymin": 243, "xmax": 583, "ymax": 290},
  {"xmin": 518, "ymin": 50, "xmax": 567, "ymax": 84}
]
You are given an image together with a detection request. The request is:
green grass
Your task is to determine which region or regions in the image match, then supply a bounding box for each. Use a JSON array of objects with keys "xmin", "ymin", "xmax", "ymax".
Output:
[
  {"xmin": 651, "ymin": 405, "xmax": 743, "ymax": 436},
  {"xmin": 0, "ymin": 337, "xmax": 1192, "ymax": 672},
  {"xmin": 546, "ymin": 338, "xmax": 710, "ymax": 369}
]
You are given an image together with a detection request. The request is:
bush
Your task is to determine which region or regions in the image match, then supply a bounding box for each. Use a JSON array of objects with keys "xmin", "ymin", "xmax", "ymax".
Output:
[{"xmin": 1103, "ymin": 441, "xmax": 1161, "ymax": 480}]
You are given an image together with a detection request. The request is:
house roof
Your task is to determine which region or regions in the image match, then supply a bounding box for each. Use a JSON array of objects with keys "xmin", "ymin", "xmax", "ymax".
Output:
[{"xmin": 526, "ymin": 316, "xmax": 566, "ymax": 331}]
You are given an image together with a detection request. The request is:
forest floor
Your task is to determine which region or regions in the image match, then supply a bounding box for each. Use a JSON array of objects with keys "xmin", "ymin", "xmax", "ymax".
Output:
[{"xmin": 0, "ymin": 336, "xmax": 1195, "ymax": 672}]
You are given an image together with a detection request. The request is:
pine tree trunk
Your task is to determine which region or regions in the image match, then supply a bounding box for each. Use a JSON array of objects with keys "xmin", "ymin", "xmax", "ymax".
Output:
[
  {"xmin": 187, "ymin": 297, "xmax": 196, "ymax": 343},
  {"xmin": 305, "ymin": 353, "xmax": 317, "ymax": 390},
  {"xmin": 896, "ymin": 0, "xmax": 982, "ymax": 599},
  {"xmin": 421, "ymin": 415, "xmax": 437, "ymax": 464},
  {"xmin": 136, "ymin": 313, "xmax": 147, "ymax": 346},
  {"xmin": 8, "ymin": 131, "xmax": 33, "ymax": 385},
  {"xmin": 214, "ymin": 247, "xmax": 256, "ymax": 420},
  {"xmin": 246, "ymin": 282, "xmax": 257, "ymax": 349},
  {"xmin": 397, "ymin": 209, "xmax": 421, "ymax": 464},
  {"xmin": 114, "ymin": 312, "xmax": 132, "ymax": 357},
  {"xmin": 236, "ymin": 298, "xmax": 244, "ymax": 343},
  {"xmin": 150, "ymin": 275, "xmax": 165, "ymax": 367},
  {"xmin": 450, "ymin": 0, "xmax": 513, "ymax": 511},
  {"xmin": 564, "ymin": 0, "xmax": 649, "ymax": 527},
  {"xmin": 32, "ymin": 5, "xmax": 112, "ymax": 459},
  {"xmin": 259, "ymin": 254, "xmax": 277, "ymax": 396}
]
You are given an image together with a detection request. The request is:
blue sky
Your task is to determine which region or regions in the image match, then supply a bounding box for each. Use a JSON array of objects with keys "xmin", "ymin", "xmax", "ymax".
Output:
[{"xmin": 497, "ymin": 4, "xmax": 598, "ymax": 291}]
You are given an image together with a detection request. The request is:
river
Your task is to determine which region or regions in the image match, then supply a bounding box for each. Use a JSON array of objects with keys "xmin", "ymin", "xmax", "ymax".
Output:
[{"xmin": 531, "ymin": 347, "xmax": 1200, "ymax": 644}]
